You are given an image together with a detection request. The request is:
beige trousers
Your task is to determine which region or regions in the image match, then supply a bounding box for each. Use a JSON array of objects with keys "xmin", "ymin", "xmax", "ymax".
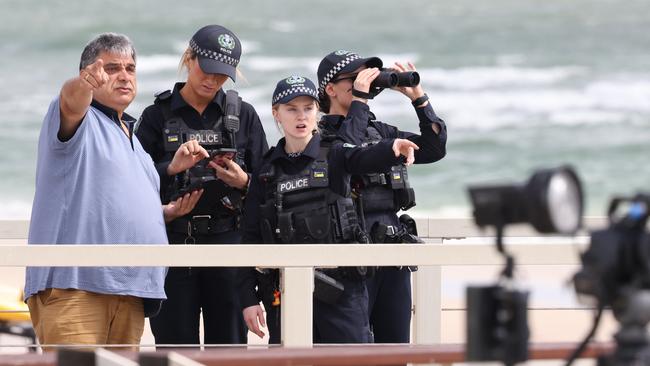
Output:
[{"xmin": 27, "ymin": 288, "xmax": 144, "ymax": 351}]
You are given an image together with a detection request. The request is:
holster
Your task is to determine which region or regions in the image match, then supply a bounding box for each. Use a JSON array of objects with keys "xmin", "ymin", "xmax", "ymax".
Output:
[{"xmin": 370, "ymin": 218, "xmax": 423, "ymax": 272}]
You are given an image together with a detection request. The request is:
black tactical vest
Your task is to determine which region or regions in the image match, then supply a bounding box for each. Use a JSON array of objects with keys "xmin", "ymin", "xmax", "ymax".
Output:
[
  {"xmin": 156, "ymin": 89, "xmax": 241, "ymax": 155},
  {"xmin": 257, "ymin": 144, "xmax": 366, "ymax": 245},
  {"xmin": 155, "ymin": 90, "xmax": 245, "ymax": 218},
  {"xmin": 354, "ymin": 123, "xmax": 416, "ymax": 213}
]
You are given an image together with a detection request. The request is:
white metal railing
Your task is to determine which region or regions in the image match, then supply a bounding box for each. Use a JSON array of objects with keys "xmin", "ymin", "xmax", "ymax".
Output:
[{"xmin": 0, "ymin": 218, "xmax": 605, "ymax": 349}]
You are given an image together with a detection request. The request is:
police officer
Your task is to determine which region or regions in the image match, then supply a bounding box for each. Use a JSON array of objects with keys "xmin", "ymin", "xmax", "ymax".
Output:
[
  {"xmin": 238, "ymin": 75, "xmax": 419, "ymax": 344},
  {"xmin": 317, "ymin": 50, "xmax": 448, "ymax": 343},
  {"xmin": 136, "ymin": 25, "xmax": 268, "ymax": 346}
]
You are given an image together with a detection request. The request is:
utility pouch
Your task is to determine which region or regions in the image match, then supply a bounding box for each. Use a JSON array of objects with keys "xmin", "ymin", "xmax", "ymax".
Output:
[
  {"xmin": 303, "ymin": 215, "xmax": 331, "ymax": 241},
  {"xmin": 313, "ymin": 270, "xmax": 344, "ymax": 304},
  {"xmin": 395, "ymin": 187, "xmax": 416, "ymax": 211},
  {"xmin": 330, "ymin": 197, "xmax": 358, "ymax": 242},
  {"xmin": 278, "ymin": 211, "xmax": 295, "ymax": 243}
]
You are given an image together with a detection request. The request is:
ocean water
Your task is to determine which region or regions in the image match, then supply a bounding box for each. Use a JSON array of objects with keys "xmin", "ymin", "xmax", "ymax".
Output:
[{"xmin": 1, "ymin": 0, "xmax": 648, "ymax": 219}]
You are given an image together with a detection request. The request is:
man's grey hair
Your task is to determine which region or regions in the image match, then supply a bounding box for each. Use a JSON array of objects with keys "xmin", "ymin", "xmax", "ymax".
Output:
[{"xmin": 79, "ymin": 33, "xmax": 136, "ymax": 70}]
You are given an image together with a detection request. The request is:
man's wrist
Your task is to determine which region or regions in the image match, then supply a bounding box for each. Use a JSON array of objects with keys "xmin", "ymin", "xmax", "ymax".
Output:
[{"xmin": 162, "ymin": 205, "xmax": 175, "ymax": 223}]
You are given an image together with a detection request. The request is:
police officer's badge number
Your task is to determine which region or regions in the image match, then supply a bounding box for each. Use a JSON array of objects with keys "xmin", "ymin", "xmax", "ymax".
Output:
[
  {"xmin": 218, "ymin": 34, "xmax": 236, "ymax": 50},
  {"xmin": 286, "ymin": 76, "xmax": 306, "ymax": 84}
]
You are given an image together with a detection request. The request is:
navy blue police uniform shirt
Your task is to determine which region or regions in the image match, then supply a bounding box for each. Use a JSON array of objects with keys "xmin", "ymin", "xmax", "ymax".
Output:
[
  {"xmin": 135, "ymin": 82, "xmax": 269, "ymax": 207},
  {"xmin": 237, "ymin": 133, "xmax": 400, "ymax": 309},
  {"xmin": 320, "ymin": 100, "xmax": 447, "ymax": 164}
]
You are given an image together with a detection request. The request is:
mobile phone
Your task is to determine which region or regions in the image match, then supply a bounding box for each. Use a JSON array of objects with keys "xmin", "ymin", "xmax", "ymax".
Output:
[{"xmin": 210, "ymin": 148, "xmax": 236, "ymax": 167}]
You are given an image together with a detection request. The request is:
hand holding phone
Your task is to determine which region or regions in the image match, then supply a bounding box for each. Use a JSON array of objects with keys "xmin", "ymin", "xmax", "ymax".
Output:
[
  {"xmin": 211, "ymin": 151, "xmax": 235, "ymax": 168},
  {"xmin": 208, "ymin": 150, "xmax": 248, "ymax": 190}
]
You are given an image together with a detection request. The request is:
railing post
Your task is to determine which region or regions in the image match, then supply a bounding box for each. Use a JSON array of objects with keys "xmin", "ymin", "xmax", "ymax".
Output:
[
  {"xmin": 412, "ymin": 239, "xmax": 442, "ymax": 344},
  {"xmin": 95, "ymin": 348, "xmax": 139, "ymax": 366},
  {"xmin": 281, "ymin": 267, "xmax": 314, "ymax": 347}
]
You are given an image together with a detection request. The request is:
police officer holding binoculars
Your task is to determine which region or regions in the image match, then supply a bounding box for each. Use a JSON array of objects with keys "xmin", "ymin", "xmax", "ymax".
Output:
[{"xmin": 317, "ymin": 50, "xmax": 448, "ymax": 343}]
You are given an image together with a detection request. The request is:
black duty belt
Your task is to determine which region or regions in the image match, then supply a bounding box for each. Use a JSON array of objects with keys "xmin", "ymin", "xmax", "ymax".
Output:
[{"xmin": 169, "ymin": 215, "xmax": 239, "ymax": 237}]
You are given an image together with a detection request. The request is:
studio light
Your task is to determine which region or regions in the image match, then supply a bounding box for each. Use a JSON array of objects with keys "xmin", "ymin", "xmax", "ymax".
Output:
[{"xmin": 468, "ymin": 165, "xmax": 584, "ymax": 235}]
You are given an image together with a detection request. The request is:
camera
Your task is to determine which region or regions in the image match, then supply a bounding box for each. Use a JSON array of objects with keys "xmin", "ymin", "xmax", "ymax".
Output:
[
  {"xmin": 467, "ymin": 165, "xmax": 650, "ymax": 365},
  {"xmin": 573, "ymin": 194, "xmax": 650, "ymax": 306},
  {"xmin": 465, "ymin": 166, "xmax": 584, "ymax": 365},
  {"xmin": 571, "ymin": 193, "xmax": 650, "ymax": 366}
]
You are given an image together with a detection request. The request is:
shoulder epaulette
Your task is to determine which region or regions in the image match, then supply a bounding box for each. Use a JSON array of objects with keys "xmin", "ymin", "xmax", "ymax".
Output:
[{"xmin": 154, "ymin": 90, "xmax": 172, "ymax": 103}]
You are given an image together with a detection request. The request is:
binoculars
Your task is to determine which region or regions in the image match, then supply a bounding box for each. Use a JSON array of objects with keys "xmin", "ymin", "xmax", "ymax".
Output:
[{"xmin": 370, "ymin": 68, "xmax": 420, "ymax": 89}]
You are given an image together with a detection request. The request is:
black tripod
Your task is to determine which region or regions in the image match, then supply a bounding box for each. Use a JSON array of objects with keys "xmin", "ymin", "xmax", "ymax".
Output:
[{"xmin": 599, "ymin": 290, "xmax": 650, "ymax": 366}]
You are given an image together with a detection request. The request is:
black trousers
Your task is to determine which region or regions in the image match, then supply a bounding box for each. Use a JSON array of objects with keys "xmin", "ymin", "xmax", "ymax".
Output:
[
  {"xmin": 365, "ymin": 210, "xmax": 413, "ymax": 343},
  {"xmin": 149, "ymin": 230, "xmax": 247, "ymax": 345},
  {"xmin": 366, "ymin": 267, "xmax": 412, "ymax": 343},
  {"xmin": 260, "ymin": 278, "xmax": 370, "ymax": 344},
  {"xmin": 314, "ymin": 278, "xmax": 371, "ymax": 343}
]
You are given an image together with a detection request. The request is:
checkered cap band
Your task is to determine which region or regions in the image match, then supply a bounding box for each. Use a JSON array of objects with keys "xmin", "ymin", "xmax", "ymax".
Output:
[
  {"xmin": 318, "ymin": 53, "xmax": 361, "ymax": 96},
  {"xmin": 190, "ymin": 39, "xmax": 239, "ymax": 67},
  {"xmin": 273, "ymin": 86, "xmax": 319, "ymax": 105}
]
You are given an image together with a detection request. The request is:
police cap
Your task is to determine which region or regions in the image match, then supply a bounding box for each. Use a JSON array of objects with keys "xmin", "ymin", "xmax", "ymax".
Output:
[
  {"xmin": 272, "ymin": 76, "xmax": 319, "ymax": 106},
  {"xmin": 190, "ymin": 24, "xmax": 242, "ymax": 81},
  {"xmin": 317, "ymin": 50, "xmax": 382, "ymax": 98}
]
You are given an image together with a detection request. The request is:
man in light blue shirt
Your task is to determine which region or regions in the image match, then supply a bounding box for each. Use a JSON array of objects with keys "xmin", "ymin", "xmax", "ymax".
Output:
[{"xmin": 25, "ymin": 33, "xmax": 209, "ymax": 348}]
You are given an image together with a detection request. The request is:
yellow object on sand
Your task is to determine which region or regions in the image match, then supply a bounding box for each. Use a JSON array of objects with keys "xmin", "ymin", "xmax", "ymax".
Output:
[{"xmin": 0, "ymin": 286, "xmax": 31, "ymax": 323}]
